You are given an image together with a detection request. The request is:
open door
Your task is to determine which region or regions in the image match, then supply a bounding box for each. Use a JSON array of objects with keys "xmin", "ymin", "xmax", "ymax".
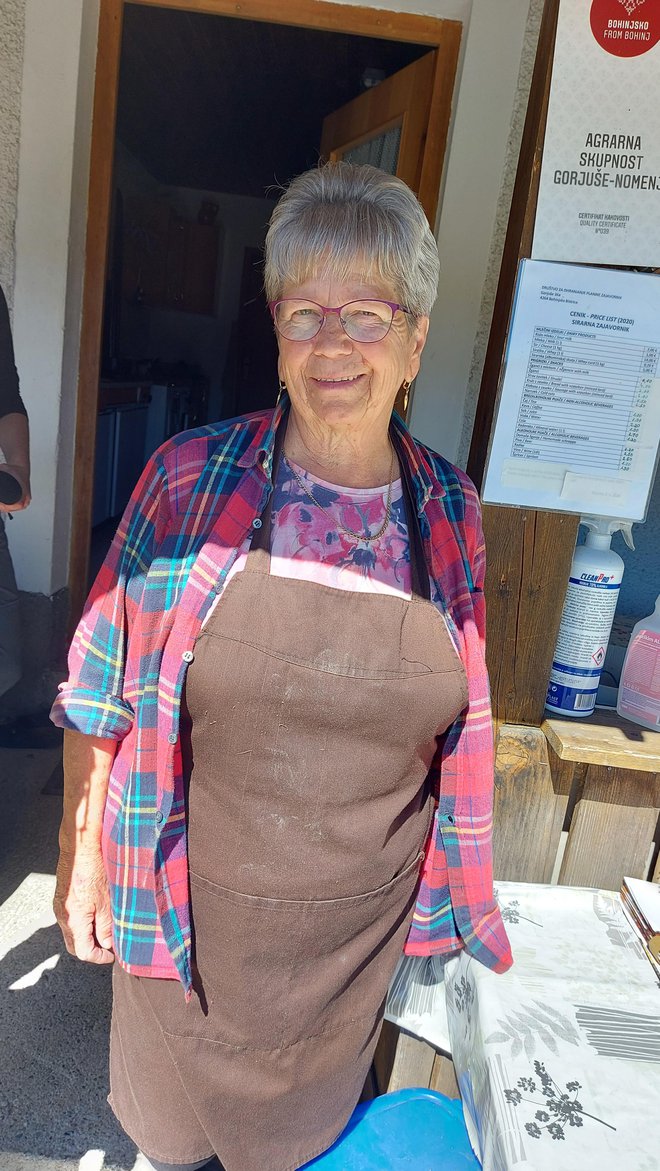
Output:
[
  {"xmin": 321, "ymin": 52, "xmax": 436, "ymax": 201},
  {"xmin": 321, "ymin": 51, "xmax": 444, "ymax": 417}
]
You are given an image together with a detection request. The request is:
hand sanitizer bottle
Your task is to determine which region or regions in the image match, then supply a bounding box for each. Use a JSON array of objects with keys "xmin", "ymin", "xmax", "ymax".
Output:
[
  {"xmin": 546, "ymin": 517, "xmax": 634, "ymax": 718},
  {"xmin": 617, "ymin": 596, "xmax": 660, "ymax": 730}
]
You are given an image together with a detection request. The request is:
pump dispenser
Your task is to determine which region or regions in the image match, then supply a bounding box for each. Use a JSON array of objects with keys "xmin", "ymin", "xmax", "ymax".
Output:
[
  {"xmin": 583, "ymin": 518, "xmax": 635, "ymax": 553},
  {"xmin": 546, "ymin": 517, "xmax": 634, "ymax": 718}
]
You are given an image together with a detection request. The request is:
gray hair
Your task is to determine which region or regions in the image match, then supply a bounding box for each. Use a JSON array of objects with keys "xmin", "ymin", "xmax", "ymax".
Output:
[{"xmin": 264, "ymin": 162, "xmax": 440, "ymax": 316}]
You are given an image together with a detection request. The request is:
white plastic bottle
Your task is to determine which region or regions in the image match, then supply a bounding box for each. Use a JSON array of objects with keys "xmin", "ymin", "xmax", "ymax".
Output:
[
  {"xmin": 546, "ymin": 517, "xmax": 634, "ymax": 718},
  {"xmin": 617, "ymin": 596, "xmax": 660, "ymax": 730}
]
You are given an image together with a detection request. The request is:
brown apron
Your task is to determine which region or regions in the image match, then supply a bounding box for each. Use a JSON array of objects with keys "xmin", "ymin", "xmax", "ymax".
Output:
[{"xmin": 110, "ymin": 449, "xmax": 468, "ymax": 1171}]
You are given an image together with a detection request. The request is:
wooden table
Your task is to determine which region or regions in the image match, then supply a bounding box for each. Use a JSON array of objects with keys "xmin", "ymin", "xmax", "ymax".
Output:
[
  {"xmin": 542, "ymin": 709, "xmax": 660, "ymax": 890},
  {"xmin": 446, "ymin": 881, "xmax": 660, "ymax": 1171},
  {"xmin": 543, "ymin": 707, "xmax": 660, "ymax": 771}
]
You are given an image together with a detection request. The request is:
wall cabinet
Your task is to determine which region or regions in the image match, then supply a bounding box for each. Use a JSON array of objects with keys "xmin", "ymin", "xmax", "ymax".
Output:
[{"xmin": 123, "ymin": 196, "xmax": 218, "ymax": 315}]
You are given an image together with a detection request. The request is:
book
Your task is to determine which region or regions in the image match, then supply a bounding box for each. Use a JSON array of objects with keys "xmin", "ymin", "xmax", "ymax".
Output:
[{"xmin": 620, "ymin": 876, "xmax": 660, "ymax": 977}]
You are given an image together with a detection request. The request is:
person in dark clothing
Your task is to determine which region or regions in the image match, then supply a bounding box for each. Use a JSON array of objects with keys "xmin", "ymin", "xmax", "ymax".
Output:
[{"xmin": 0, "ymin": 283, "xmax": 31, "ymax": 699}]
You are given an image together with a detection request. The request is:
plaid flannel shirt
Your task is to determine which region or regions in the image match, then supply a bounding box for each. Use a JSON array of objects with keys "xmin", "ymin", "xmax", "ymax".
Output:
[{"xmin": 52, "ymin": 400, "xmax": 512, "ymax": 995}]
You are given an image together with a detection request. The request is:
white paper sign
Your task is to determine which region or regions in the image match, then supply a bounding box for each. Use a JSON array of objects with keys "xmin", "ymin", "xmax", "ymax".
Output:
[
  {"xmin": 482, "ymin": 260, "xmax": 660, "ymax": 520},
  {"xmin": 532, "ymin": 0, "xmax": 660, "ymax": 266}
]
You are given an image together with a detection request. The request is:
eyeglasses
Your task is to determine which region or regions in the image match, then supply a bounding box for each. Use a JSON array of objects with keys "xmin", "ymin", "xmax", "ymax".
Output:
[{"xmin": 269, "ymin": 299, "xmax": 411, "ymax": 343}]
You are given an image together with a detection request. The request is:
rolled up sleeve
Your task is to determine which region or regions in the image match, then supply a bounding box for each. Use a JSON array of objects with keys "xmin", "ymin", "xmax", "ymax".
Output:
[
  {"xmin": 50, "ymin": 682, "xmax": 135, "ymax": 740},
  {"xmin": 51, "ymin": 452, "xmax": 169, "ymax": 738}
]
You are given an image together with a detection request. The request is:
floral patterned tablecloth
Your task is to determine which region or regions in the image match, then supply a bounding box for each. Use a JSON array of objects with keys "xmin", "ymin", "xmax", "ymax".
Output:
[{"xmin": 445, "ymin": 882, "xmax": 660, "ymax": 1171}]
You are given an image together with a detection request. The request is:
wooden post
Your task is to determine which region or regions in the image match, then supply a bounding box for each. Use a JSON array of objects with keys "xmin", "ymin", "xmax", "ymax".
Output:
[
  {"xmin": 492, "ymin": 723, "xmax": 568, "ymax": 883},
  {"xmin": 483, "ymin": 507, "xmax": 578, "ymax": 725},
  {"xmin": 558, "ymin": 763, "xmax": 660, "ymax": 888}
]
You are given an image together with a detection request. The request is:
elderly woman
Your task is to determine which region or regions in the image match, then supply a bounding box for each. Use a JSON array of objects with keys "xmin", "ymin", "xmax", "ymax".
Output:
[{"xmin": 53, "ymin": 162, "xmax": 511, "ymax": 1171}]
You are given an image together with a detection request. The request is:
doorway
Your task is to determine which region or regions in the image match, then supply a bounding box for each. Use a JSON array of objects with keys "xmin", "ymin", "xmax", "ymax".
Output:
[{"xmin": 73, "ymin": 0, "xmax": 462, "ymax": 618}]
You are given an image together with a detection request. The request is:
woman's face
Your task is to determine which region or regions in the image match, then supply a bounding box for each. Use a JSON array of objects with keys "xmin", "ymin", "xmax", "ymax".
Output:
[{"xmin": 275, "ymin": 273, "xmax": 429, "ymax": 438}]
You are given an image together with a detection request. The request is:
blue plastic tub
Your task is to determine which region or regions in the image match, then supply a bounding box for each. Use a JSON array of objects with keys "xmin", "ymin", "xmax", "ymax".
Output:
[{"xmin": 302, "ymin": 1088, "xmax": 481, "ymax": 1169}]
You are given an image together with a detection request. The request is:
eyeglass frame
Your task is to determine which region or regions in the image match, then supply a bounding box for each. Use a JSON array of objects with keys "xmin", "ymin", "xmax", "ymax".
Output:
[{"xmin": 268, "ymin": 298, "xmax": 412, "ymax": 342}]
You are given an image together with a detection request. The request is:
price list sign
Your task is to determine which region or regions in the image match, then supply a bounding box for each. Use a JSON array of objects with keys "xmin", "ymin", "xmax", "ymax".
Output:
[{"xmin": 483, "ymin": 261, "xmax": 660, "ymax": 520}]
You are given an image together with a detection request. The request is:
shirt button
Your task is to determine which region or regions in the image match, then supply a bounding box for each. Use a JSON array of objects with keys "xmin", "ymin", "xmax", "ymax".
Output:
[
  {"xmin": 167, "ymin": 732, "xmax": 177, "ymax": 744},
  {"xmin": 155, "ymin": 810, "xmax": 164, "ymax": 824},
  {"xmin": 252, "ymin": 518, "xmax": 262, "ymax": 529},
  {"xmin": 182, "ymin": 650, "xmax": 194, "ymax": 663}
]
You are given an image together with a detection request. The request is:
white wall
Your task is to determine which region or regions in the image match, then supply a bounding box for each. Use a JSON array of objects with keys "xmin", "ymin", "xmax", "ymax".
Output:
[
  {"xmin": 405, "ymin": 0, "xmax": 538, "ymax": 460},
  {"xmin": 0, "ymin": 0, "xmax": 25, "ymax": 297},
  {"xmin": 9, "ymin": 0, "xmax": 99, "ymax": 594},
  {"xmin": 7, "ymin": 0, "xmax": 536, "ymax": 595},
  {"xmin": 10, "ymin": 0, "xmax": 87, "ymax": 594},
  {"xmin": 457, "ymin": 0, "xmax": 544, "ymax": 466}
]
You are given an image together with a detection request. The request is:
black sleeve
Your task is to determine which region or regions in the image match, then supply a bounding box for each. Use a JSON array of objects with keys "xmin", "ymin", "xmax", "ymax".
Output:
[{"xmin": 0, "ymin": 284, "xmax": 28, "ymax": 420}]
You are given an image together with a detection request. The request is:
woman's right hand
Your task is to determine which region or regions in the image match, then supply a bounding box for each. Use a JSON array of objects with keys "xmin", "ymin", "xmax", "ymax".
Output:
[{"xmin": 54, "ymin": 846, "xmax": 115, "ymax": 964}]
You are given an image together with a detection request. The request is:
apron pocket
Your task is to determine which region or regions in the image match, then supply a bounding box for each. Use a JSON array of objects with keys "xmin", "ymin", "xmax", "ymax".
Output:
[{"xmin": 162, "ymin": 852, "xmax": 424, "ymax": 1051}]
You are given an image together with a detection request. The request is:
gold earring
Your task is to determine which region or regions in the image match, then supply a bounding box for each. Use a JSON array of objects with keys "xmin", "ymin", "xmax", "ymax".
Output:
[
  {"xmin": 402, "ymin": 380, "xmax": 411, "ymax": 414},
  {"xmin": 276, "ymin": 379, "xmax": 286, "ymax": 405}
]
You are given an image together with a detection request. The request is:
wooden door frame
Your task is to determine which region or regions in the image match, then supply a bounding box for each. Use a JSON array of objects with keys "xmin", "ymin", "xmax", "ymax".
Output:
[{"xmin": 69, "ymin": 0, "xmax": 462, "ymax": 626}]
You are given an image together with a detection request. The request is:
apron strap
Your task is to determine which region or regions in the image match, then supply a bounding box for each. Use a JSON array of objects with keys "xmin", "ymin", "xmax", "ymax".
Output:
[
  {"xmin": 393, "ymin": 428, "xmax": 431, "ymax": 602},
  {"xmin": 243, "ymin": 411, "xmax": 289, "ymax": 571}
]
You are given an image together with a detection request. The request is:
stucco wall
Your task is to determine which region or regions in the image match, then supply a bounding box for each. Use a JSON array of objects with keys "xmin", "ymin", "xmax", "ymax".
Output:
[
  {"xmin": 409, "ymin": 0, "xmax": 538, "ymax": 463},
  {"xmin": 8, "ymin": 0, "xmax": 98, "ymax": 601},
  {"xmin": 457, "ymin": 0, "xmax": 545, "ymax": 467},
  {"xmin": 0, "ymin": 0, "xmax": 25, "ymax": 298}
]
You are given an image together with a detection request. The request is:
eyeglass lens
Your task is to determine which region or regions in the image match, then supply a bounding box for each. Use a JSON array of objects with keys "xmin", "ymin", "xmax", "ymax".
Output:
[{"xmin": 274, "ymin": 300, "xmax": 395, "ymax": 342}]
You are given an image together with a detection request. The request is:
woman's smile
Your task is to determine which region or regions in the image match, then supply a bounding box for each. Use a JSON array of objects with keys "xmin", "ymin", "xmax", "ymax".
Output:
[{"xmin": 309, "ymin": 372, "xmax": 366, "ymax": 388}]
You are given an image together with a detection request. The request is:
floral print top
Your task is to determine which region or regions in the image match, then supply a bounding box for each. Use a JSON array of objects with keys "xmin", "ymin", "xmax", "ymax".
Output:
[{"xmin": 221, "ymin": 456, "xmax": 412, "ymax": 601}]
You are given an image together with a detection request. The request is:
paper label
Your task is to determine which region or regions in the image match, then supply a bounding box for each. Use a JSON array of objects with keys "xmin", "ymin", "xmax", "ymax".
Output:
[{"xmin": 619, "ymin": 629, "xmax": 660, "ymax": 722}]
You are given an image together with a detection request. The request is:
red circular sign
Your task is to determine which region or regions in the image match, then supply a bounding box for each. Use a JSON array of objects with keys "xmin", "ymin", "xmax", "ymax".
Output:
[{"xmin": 590, "ymin": 0, "xmax": 660, "ymax": 56}]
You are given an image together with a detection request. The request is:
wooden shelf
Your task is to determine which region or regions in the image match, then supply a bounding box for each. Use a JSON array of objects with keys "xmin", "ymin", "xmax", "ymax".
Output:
[
  {"xmin": 98, "ymin": 382, "xmax": 150, "ymax": 410},
  {"xmin": 542, "ymin": 709, "xmax": 660, "ymax": 773}
]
